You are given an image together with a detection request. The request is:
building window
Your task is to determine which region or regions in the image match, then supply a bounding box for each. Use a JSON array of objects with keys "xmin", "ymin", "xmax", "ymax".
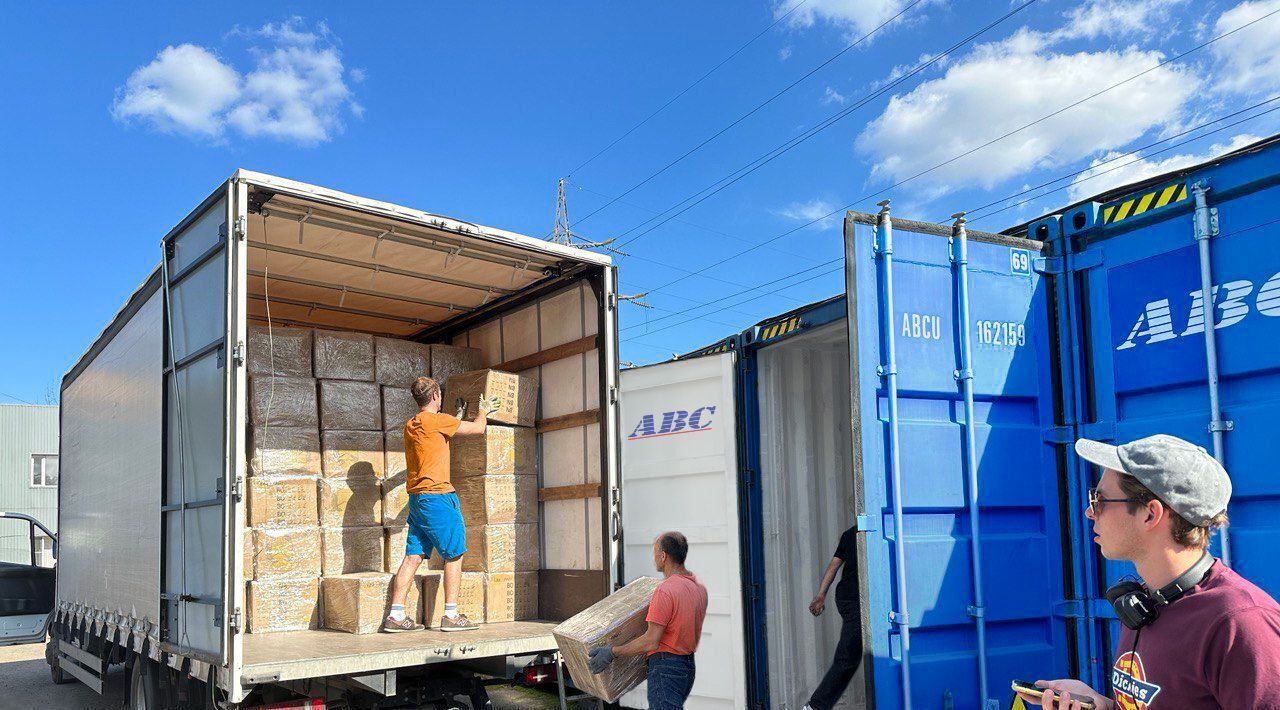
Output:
[
  {"xmin": 35, "ymin": 535, "xmax": 55, "ymax": 568},
  {"xmin": 31, "ymin": 454, "xmax": 58, "ymax": 488}
]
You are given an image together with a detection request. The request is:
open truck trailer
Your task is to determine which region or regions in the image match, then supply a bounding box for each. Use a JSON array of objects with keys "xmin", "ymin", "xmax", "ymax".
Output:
[{"xmin": 50, "ymin": 171, "xmax": 621, "ymax": 708}]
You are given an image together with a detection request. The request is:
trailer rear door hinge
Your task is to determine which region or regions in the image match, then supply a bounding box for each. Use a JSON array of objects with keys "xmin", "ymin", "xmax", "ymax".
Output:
[
  {"xmin": 227, "ymin": 608, "xmax": 241, "ymax": 634},
  {"xmin": 1042, "ymin": 426, "xmax": 1075, "ymax": 445},
  {"xmin": 1033, "ymin": 256, "xmax": 1064, "ymax": 275},
  {"xmin": 1053, "ymin": 598, "xmax": 1116, "ymax": 620},
  {"xmin": 232, "ymin": 340, "xmax": 245, "ymax": 367},
  {"xmin": 231, "ymin": 476, "xmax": 244, "ymax": 503},
  {"xmin": 607, "ymin": 293, "xmax": 618, "ymax": 311},
  {"xmin": 609, "ymin": 385, "xmax": 618, "ymax": 405},
  {"xmin": 234, "ymin": 216, "xmax": 247, "ymax": 241}
]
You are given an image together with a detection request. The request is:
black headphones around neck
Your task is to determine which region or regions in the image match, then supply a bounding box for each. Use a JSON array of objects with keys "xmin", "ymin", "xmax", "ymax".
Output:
[{"xmin": 1105, "ymin": 552, "xmax": 1216, "ymax": 630}]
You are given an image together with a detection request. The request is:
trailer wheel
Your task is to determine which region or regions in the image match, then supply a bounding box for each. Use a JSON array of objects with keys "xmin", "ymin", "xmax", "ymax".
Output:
[
  {"xmin": 130, "ymin": 657, "xmax": 160, "ymax": 710},
  {"xmin": 45, "ymin": 639, "xmax": 73, "ymax": 685}
]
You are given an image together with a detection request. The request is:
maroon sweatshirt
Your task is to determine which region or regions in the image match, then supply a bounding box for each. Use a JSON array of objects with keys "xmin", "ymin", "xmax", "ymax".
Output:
[{"xmin": 1110, "ymin": 561, "xmax": 1280, "ymax": 709}]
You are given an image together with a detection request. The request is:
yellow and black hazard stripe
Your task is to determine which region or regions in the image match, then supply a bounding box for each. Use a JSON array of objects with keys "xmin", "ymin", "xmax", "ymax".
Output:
[
  {"xmin": 757, "ymin": 315, "xmax": 802, "ymax": 343},
  {"xmin": 1100, "ymin": 181, "xmax": 1188, "ymax": 226}
]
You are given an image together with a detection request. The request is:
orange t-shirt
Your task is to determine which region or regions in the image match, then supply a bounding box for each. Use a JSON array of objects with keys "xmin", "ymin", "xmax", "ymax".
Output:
[
  {"xmin": 404, "ymin": 411, "xmax": 462, "ymax": 494},
  {"xmin": 645, "ymin": 573, "xmax": 708, "ymax": 656}
]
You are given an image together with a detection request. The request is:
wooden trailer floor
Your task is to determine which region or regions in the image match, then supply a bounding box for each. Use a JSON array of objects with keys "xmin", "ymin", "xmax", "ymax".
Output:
[{"xmin": 240, "ymin": 620, "xmax": 560, "ymax": 684}]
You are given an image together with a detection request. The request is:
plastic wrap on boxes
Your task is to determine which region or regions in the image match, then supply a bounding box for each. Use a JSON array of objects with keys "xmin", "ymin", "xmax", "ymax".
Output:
[
  {"xmin": 384, "ymin": 526, "xmax": 445, "ymax": 572},
  {"xmin": 322, "ymin": 572, "xmax": 420, "ymax": 634},
  {"xmin": 382, "ymin": 387, "xmax": 419, "ymax": 431},
  {"xmin": 553, "ymin": 576, "xmax": 663, "ymax": 702},
  {"xmin": 319, "ymin": 477, "xmax": 383, "ymax": 528},
  {"xmin": 430, "ymin": 345, "xmax": 483, "ymax": 388},
  {"xmin": 375, "ymin": 338, "xmax": 431, "ymax": 387},
  {"xmin": 314, "ymin": 330, "xmax": 375, "ymax": 381},
  {"xmin": 248, "ymin": 325, "xmax": 313, "ymax": 378},
  {"xmin": 247, "ymin": 527, "xmax": 322, "ymax": 580},
  {"xmin": 322, "ymin": 526, "xmax": 386, "ymax": 576},
  {"xmin": 463, "ymin": 523, "xmax": 539, "ymax": 573},
  {"xmin": 451, "ymin": 426, "xmax": 537, "ymax": 478},
  {"xmin": 419, "ymin": 571, "xmax": 485, "ymax": 627},
  {"xmin": 319, "ymin": 380, "xmax": 383, "ymax": 431},
  {"xmin": 321, "ymin": 430, "xmax": 384, "ymax": 479},
  {"xmin": 249, "ymin": 376, "xmax": 318, "ymax": 428},
  {"xmin": 382, "ymin": 429, "xmax": 409, "ymax": 525},
  {"xmin": 247, "ymin": 475, "xmax": 319, "ymax": 528},
  {"xmin": 456, "ymin": 475, "xmax": 538, "ymax": 525},
  {"xmin": 484, "ymin": 572, "xmax": 539, "ymax": 623},
  {"xmin": 250, "ymin": 426, "xmax": 321, "ymax": 477},
  {"xmin": 247, "ymin": 578, "xmax": 321, "ymax": 633},
  {"xmin": 444, "ymin": 370, "xmax": 538, "ymax": 427}
]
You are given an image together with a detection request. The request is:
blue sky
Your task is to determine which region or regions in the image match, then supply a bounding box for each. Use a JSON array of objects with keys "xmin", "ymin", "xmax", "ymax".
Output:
[{"xmin": 2, "ymin": 0, "xmax": 1278, "ymax": 403}]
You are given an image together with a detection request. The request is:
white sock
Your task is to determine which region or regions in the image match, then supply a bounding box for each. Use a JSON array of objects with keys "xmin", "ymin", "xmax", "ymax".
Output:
[
  {"xmin": 390, "ymin": 604, "xmax": 406, "ymax": 621},
  {"xmin": 444, "ymin": 603, "xmax": 458, "ymax": 619}
]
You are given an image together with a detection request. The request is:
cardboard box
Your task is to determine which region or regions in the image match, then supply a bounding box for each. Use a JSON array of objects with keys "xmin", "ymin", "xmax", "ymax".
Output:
[
  {"xmin": 314, "ymin": 330, "xmax": 375, "ymax": 381},
  {"xmin": 249, "ymin": 376, "xmax": 318, "ymax": 428},
  {"xmin": 455, "ymin": 475, "xmax": 538, "ymax": 525},
  {"xmin": 374, "ymin": 337, "xmax": 431, "ymax": 387},
  {"xmin": 552, "ymin": 576, "xmax": 663, "ymax": 702},
  {"xmin": 322, "ymin": 572, "xmax": 420, "ymax": 634},
  {"xmin": 430, "ymin": 345, "xmax": 483, "ymax": 388},
  {"xmin": 321, "ymin": 430, "xmax": 384, "ymax": 480},
  {"xmin": 419, "ymin": 570, "xmax": 485, "ymax": 627},
  {"xmin": 247, "ymin": 527, "xmax": 322, "ymax": 580},
  {"xmin": 247, "ymin": 325, "xmax": 313, "ymax": 378},
  {"xmin": 484, "ymin": 572, "xmax": 539, "ymax": 623},
  {"xmin": 382, "ymin": 473, "xmax": 409, "ymax": 527},
  {"xmin": 384, "ymin": 526, "xmax": 445, "ymax": 573},
  {"xmin": 247, "ymin": 476, "xmax": 319, "ymax": 529},
  {"xmin": 450, "ymin": 426, "xmax": 537, "ymax": 478},
  {"xmin": 444, "ymin": 370, "xmax": 538, "ymax": 427},
  {"xmin": 463, "ymin": 523, "xmax": 539, "ymax": 573},
  {"xmin": 319, "ymin": 380, "xmax": 383, "ymax": 431},
  {"xmin": 247, "ymin": 578, "xmax": 321, "ymax": 633},
  {"xmin": 249, "ymin": 426, "xmax": 321, "ymax": 477},
  {"xmin": 319, "ymin": 477, "xmax": 383, "ymax": 528},
  {"xmin": 382, "ymin": 387, "xmax": 419, "ymax": 432},
  {"xmin": 322, "ymin": 526, "xmax": 386, "ymax": 576}
]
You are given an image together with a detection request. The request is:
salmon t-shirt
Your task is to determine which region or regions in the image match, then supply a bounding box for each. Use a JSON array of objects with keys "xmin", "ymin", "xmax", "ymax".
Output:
[
  {"xmin": 646, "ymin": 573, "xmax": 708, "ymax": 656},
  {"xmin": 404, "ymin": 411, "xmax": 462, "ymax": 494}
]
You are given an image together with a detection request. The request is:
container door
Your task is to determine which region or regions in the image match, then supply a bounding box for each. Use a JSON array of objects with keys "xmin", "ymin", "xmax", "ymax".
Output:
[
  {"xmin": 1066, "ymin": 152, "xmax": 1280, "ymax": 686},
  {"xmin": 160, "ymin": 182, "xmax": 246, "ymax": 664},
  {"xmin": 843, "ymin": 214, "xmax": 1070, "ymax": 709},
  {"xmin": 618, "ymin": 354, "xmax": 747, "ymax": 710}
]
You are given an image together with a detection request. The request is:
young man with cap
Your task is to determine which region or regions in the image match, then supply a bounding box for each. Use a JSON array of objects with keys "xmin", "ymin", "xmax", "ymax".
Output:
[{"xmin": 1019, "ymin": 434, "xmax": 1280, "ymax": 709}]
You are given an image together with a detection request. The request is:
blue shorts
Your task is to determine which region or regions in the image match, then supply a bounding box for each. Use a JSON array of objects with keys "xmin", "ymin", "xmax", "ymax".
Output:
[{"xmin": 405, "ymin": 492, "xmax": 467, "ymax": 561}]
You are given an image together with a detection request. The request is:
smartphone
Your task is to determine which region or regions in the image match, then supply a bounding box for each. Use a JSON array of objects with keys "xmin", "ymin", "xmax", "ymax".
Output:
[{"xmin": 1010, "ymin": 680, "xmax": 1096, "ymax": 709}]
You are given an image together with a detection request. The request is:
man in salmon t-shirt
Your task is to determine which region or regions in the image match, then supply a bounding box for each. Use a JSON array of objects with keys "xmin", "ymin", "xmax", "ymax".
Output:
[{"xmin": 587, "ymin": 531, "xmax": 709, "ymax": 709}]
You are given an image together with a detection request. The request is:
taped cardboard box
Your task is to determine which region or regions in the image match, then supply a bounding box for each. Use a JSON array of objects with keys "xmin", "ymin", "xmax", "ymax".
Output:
[
  {"xmin": 382, "ymin": 387, "xmax": 419, "ymax": 432},
  {"xmin": 451, "ymin": 426, "xmax": 537, "ymax": 478},
  {"xmin": 247, "ymin": 527, "xmax": 322, "ymax": 580},
  {"xmin": 247, "ymin": 475, "xmax": 319, "ymax": 528},
  {"xmin": 249, "ymin": 426, "xmax": 321, "ymax": 477},
  {"xmin": 445, "ymin": 370, "xmax": 538, "ymax": 428},
  {"xmin": 455, "ymin": 475, "xmax": 538, "ymax": 525},
  {"xmin": 419, "ymin": 571, "xmax": 485, "ymax": 627},
  {"xmin": 553, "ymin": 576, "xmax": 663, "ymax": 702},
  {"xmin": 314, "ymin": 330, "xmax": 375, "ymax": 381},
  {"xmin": 247, "ymin": 578, "xmax": 321, "ymax": 633},
  {"xmin": 484, "ymin": 572, "xmax": 539, "ymax": 623},
  {"xmin": 322, "ymin": 572, "xmax": 420, "ymax": 634},
  {"xmin": 248, "ymin": 325, "xmax": 313, "ymax": 378},
  {"xmin": 463, "ymin": 523, "xmax": 539, "ymax": 573},
  {"xmin": 375, "ymin": 338, "xmax": 431, "ymax": 387},
  {"xmin": 319, "ymin": 477, "xmax": 383, "ymax": 528},
  {"xmin": 321, "ymin": 430, "xmax": 384, "ymax": 480},
  {"xmin": 319, "ymin": 380, "xmax": 383, "ymax": 431},
  {"xmin": 430, "ymin": 345, "xmax": 483, "ymax": 389},
  {"xmin": 322, "ymin": 526, "xmax": 386, "ymax": 576},
  {"xmin": 384, "ymin": 526, "xmax": 444, "ymax": 573},
  {"xmin": 382, "ymin": 472, "xmax": 409, "ymax": 527},
  {"xmin": 249, "ymin": 376, "xmax": 318, "ymax": 428}
]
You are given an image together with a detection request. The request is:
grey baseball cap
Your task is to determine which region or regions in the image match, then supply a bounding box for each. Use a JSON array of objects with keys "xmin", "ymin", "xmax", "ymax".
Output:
[{"xmin": 1075, "ymin": 434, "xmax": 1231, "ymax": 526}]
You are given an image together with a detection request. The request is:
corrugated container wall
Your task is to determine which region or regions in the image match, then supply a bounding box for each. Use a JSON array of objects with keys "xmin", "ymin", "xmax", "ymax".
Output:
[{"xmin": 0, "ymin": 404, "xmax": 59, "ymax": 565}]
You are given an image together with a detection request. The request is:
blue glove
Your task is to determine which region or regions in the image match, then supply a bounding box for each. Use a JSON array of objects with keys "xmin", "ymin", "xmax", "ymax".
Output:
[{"xmin": 587, "ymin": 646, "xmax": 615, "ymax": 674}]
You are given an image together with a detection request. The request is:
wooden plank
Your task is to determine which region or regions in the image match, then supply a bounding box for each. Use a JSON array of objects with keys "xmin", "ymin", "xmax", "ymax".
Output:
[
  {"xmin": 496, "ymin": 335, "xmax": 598, "ymax": 373},
  {"xmin": 538, "ymin": 483, "xmax": 602, "ymax": 502},
  {"xmin": 536, "ymin": 409, "xmax": 600, "ymax": 434}
]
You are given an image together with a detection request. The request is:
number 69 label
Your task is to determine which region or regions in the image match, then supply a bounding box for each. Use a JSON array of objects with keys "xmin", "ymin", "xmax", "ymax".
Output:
[{"xmin": 1010, "ymin": 249, "xmax": 1031, "ymax": 275}]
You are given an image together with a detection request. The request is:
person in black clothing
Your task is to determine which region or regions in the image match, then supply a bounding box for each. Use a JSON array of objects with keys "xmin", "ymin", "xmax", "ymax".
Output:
[{"xmin": 804, "ymin": 525, "xmax": 862, "ymax": 710}]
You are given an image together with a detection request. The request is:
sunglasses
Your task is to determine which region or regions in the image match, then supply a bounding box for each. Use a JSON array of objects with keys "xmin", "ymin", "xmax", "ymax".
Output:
[{"xmin": 1088, "ymin": 487, "xmax": 1143, "ymax": 513}]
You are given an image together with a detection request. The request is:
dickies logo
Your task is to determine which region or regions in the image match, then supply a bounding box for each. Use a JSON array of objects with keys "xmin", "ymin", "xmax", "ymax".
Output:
[
  {"xmin": 628, "ymin": 406, "xmax": 716, "ymax": 440},
  {"xmin": 1112, "ymin": 651, "xmax": 1161, "ymax": 710}
]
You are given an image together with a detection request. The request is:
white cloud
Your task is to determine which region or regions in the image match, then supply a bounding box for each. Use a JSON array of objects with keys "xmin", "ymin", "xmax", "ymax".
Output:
[
  {"xmin": 778, "ymin": 46, "xmax": 793, "ymax": 61},
  {"xmin": 1067, "ymin": 134, "xmax": 1261, "ymax": 200},
  {"xmin": 112, "ymin": 18, "xmax": 359, "ymax": 144},
  {"xmin": 1054, "ymin": 0, "xmax": 1184, "ymax": 41},
  {"xmin": 776, "ymin": 198, "xmax": 840, "ymax": 229},
  {"xmin": 111, "ymin": 44, "xmax": 240, "ymax": 136},
  {"xmin": 1211, "ymin": 0, "xmax": 1280, "ymax": 94},
  {"xmin": 775, "ymin": 0, "xmax": 916, "ymax": 38},
  {"xmin": 823, "ymin": 86, "xmax": 847, "ymax": 105}
]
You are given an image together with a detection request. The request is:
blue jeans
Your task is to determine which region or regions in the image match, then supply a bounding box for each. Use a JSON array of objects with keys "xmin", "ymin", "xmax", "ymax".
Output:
[{"xmin": 647, "ymin": 652, "xmax": 696, "ymax": 710}]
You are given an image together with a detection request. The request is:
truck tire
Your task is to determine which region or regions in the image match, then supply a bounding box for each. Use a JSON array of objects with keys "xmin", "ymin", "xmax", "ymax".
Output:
[
  {"xmin": 45, "ymin": 639, "xmax": 73, "ymax": 685},
  {"xmin": 130, "ymin": 657, "xmax": 160, "ymax": 710}
]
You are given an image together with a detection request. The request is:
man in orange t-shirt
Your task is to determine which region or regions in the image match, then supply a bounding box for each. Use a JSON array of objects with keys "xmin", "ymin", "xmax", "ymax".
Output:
[
  {"xmin": 383, "ymin": 375, "xmax": 491, "ymax": 633},
  {"xmin": 588, "ymin": 531, "xmax": 708, "ymax": 709}
]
